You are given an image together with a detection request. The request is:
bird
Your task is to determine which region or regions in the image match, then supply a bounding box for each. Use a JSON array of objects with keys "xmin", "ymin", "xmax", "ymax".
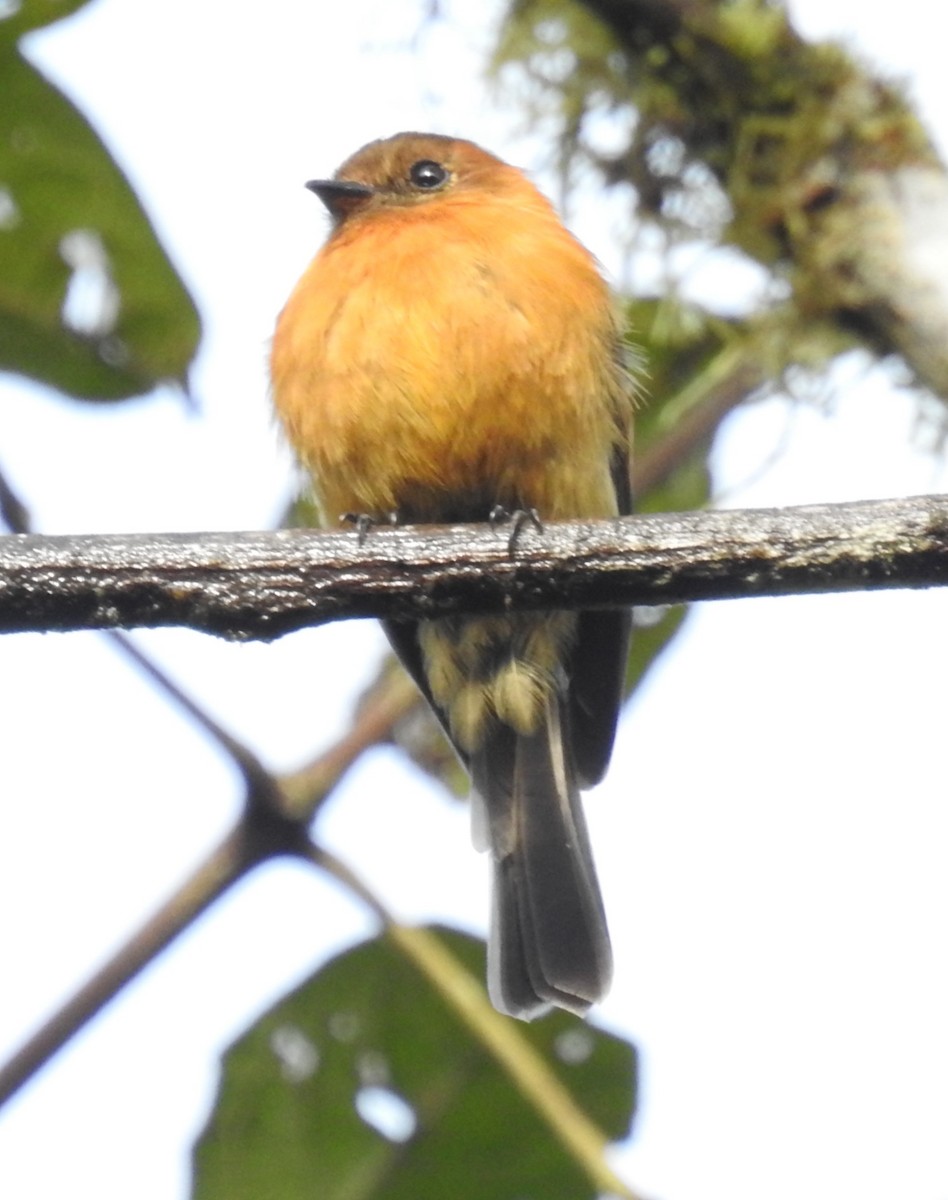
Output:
[{"xmin": 270, "ymin": 131, "xmax": 635, "ymax": 1019}]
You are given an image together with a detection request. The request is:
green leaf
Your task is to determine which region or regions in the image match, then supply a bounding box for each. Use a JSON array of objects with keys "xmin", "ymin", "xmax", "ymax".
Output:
[
  {"xmin": 628, "ymin": 296, "xmax": 730, "ymax": 512},
  {"xmin": 0, "ymin": 41, "xmax": 200, "ymax": 400},
  {"xmin": 0, "ymin": 0, "xmax": 95, "ymax": 42},
  {"xmin": 627, "ymin": 601, "xmax": 689, "ymax": 693},
  {"xmin": 192, "ymin": 926, "xmax": 637, "ymax": 1200},
  {"xmin": 618, "ymin": 297, "xmax": 727, "ymax": 698}
]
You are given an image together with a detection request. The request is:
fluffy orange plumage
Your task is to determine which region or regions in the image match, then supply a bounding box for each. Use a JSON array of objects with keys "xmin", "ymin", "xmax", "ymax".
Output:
[{"xmin": 271, "ymin": 132, "xmax": 635, "ymax": 1019}]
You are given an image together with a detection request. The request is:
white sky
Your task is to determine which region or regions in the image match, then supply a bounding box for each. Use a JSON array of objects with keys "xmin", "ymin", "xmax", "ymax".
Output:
[{"xmin": 2, "ymin": 2, "xmax": 948, "ymax": 1199}]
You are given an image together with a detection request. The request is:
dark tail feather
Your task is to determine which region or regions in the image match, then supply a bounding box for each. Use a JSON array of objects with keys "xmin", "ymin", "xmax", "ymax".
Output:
[{"xmin": 473, "ymin": 699, "xmax": 613, "ymax": 1020}]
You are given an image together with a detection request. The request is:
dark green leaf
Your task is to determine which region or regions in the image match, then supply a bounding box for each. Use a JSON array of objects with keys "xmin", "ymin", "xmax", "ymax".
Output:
[
  {"xmin": 0, "ymin": 0, "xmax": 94, "ymax": 42},
  {"xmin": 0, "ymin": 48, "xmax": 200, "ymax": 400},
  {"xmin": 192, "ymin": 926, "xmax": 637, "ymax": 1200}
]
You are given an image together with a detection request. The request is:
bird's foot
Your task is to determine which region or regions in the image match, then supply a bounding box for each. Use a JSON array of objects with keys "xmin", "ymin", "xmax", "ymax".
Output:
[
  {"xmin": 488, "ymin": 505, "xmax": 544, "ymax": 554},
  {"xmin": 340, "ymin": 510, "xmax": 399, "ymax": 546}
]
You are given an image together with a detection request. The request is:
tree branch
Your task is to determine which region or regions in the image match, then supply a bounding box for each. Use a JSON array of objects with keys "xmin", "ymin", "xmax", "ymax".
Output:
[
  {"xmin": 1, "ymin": 495, "xmax": 948, "ymax": 639},
  {"xmin": 0, "ymin": 657, "xmax": 422, "ymax": 1109},
  {"xmin": 0, "ymin": 829, "xmax": 249, "ymax": 1109}
]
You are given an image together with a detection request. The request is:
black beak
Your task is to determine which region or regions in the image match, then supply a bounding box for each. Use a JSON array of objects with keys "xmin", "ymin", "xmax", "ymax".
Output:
[{"xmin": 305, "ymin": 178, "xmax": 374, "ymax": 220}]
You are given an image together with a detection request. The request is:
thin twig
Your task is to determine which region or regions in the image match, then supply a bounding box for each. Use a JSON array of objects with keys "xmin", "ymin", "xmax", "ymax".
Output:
[
  {"xmin": 103, "ymin": 630, "xmax": 278, "ymax": 801},
  {"xmin": 280, "ymin": 666, "xmax": 421, "ymax": 820},
  {"xmin": 0, "ymin": 658, "xmax": 421, "ymax": 1108},
  {"xmin": 0, "ymin": 463, "xmax": 30, "ymax": 535},
  {"xmin": 0, "ymin": 468, "xmax": 314, "ymax": 1105},
  {"xmin": 0, "ymin": 830, "xmax": 249, "ymax": 1108},
  {"xmin": 634, "ymin": 345, "xmax": 767, "ymax": 497},
  {"xmin": 0, "ymin": 467, "xmax": 273, "ymax": 791}
]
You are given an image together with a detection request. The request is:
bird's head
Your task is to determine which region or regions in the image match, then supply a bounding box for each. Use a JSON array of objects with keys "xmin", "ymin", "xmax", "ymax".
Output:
[{"xmin": 305, "ymin": 132, "xmax": 534, "ymax": 226}]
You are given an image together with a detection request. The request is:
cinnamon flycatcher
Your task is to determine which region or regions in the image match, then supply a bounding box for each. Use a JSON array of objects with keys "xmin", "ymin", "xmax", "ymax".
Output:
[{"xmin": 271, "ymin": 132, "xmax": 635, "ymax": 1019}]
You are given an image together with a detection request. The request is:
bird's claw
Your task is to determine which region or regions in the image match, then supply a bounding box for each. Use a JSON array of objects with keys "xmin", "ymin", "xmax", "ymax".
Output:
[
  {"xmin": 489, "ymin": 505, "xmax": 544, "ymax": 553},
  {"xmin": 341, "ymin": 510, "xmax": 399, "ymax": 545}
]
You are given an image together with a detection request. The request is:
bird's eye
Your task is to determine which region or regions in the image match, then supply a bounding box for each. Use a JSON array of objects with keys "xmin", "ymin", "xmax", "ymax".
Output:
[{"xmin": 409, "ymin": 160, "xmax": 449, "ymax": 190}]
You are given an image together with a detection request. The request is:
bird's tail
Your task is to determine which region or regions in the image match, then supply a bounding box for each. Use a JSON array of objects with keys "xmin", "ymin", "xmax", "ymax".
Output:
[{"xmin": 471, "ymin": 695, "xmax": 613, "ymax": 1020}]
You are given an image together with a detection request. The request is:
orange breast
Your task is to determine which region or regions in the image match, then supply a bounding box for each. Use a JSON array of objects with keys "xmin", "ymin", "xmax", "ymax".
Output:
[{"xmin": 271, "ymin": 191, "xmax": 627, "ymax": 525}]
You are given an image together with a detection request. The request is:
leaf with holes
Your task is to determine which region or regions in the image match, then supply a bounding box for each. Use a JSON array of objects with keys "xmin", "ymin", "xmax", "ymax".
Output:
[
  {"xmin": 0, "ymin": 8, "xmax": 200, "ymax": 401},
  {"xmin": 191, "ymin": 927, "xmax": 637, "ymax": 1200}
]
